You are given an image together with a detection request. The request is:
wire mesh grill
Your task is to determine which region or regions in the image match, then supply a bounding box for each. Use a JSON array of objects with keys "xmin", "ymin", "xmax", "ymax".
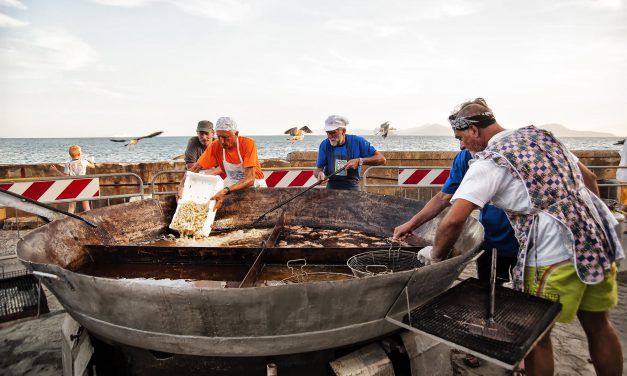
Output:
[
  {"xmin": 0, "ymin": 270, "xmax": 50, "ymax": 323},
  {"xmin": 347, "ymin": 249, "xmax": 423, "ymax": 277},
  {"xmin": 404, "ymin": 278, "xmax": 561, "ymax": 367}
]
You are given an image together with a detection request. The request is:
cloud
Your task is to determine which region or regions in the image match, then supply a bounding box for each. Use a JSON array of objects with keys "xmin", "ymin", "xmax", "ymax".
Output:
[
  {"xmin": 414, "ymin": 2, "xmax": 480, "ymax": 19},
  {"xmin": 90, "ymin": 0, "xmax": 152, "ymax": 7},
  {"xmin": 0, "ymin": 0, "xmax": 27, "ymax": 10},
  {"xmin": 69, "ymin": 79, "xmax": 137, "ymax": 100},
  {"xmin": 324, "ymin": 19, "xmax": 403, "ymax": 37},
  {"xmin": 588, "ymin": 0, "xmax": 623, "ymax": 9},
  {"xmin": 0, "ymin": 28, "xmax": 99, "ymax": 71},
  {"xmin": 90, "ymin": 0, "xmax": 252, "ymax": 22},
  {"xmin": 543, "ymin": 0, "xmax": 623, "ymax": 11},
  {"xmin": 0, "ymin": 12, "xmax": 27, "ymax": 27},
  {"xmin": 169, "ymin": 0, "xmax": 252, "ymax": 22}
]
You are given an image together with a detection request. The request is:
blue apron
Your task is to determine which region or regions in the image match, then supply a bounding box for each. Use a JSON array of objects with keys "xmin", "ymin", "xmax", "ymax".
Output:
[{"xmin": 325, "ymin": 136, "xmax": 360, "ymax": 191}]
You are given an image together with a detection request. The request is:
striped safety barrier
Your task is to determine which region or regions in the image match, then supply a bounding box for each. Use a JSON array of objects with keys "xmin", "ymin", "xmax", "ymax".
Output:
[
  {"xmin": 398, "ymin": 168, "xmax": 450, "ymax": 186},
  {"xmin": 263, "ymin": 170, "xmax": 317, "ymax": 188},
  {"xmin": 0, "ymin": 178, "xmax": 100, "ymax": 203}
]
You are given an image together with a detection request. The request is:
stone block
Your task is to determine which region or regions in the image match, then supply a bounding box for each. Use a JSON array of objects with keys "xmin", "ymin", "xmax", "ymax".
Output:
[
  {"xmin": 330, "ymin": 342, "xmax": 395, "ymax": 376},
  {"xmin": 401, "ymin": 331, "xmax": 453, "ymax": 376}
]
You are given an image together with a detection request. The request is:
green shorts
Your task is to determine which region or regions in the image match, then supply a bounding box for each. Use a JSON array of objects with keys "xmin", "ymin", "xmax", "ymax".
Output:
[{"xmin": 525, "ymin": 261, "xmax": 618, "ymax": 323}]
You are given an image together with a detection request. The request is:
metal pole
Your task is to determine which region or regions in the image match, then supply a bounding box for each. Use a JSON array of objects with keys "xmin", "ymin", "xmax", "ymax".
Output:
[
  {"xmin": 266, "ymin": 363, "xmax": 277, "ymax": 376},
  {"xmin": 14, "ymin": 207, "xmax": 20, "ymax": 239}
]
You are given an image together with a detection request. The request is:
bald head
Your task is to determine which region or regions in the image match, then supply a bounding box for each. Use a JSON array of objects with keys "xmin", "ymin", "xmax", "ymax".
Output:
[{"xmin": 451, "ymin": 97, "xmax": 492, "ymax": 119}]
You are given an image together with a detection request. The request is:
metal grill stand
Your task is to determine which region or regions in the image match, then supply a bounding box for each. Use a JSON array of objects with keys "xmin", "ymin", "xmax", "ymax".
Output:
[
  {"xmin": 0, "ymin": 269, "xmax": 50, "ymax": 323},
  {"xmin": 386, "ymin": 275, "xmax": 562, "ymax": 370}
]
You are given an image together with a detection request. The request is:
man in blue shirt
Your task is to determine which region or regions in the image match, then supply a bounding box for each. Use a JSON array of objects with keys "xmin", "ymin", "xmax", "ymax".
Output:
[
  {"xmin": 393, "ymin": 148, "xmax": 519, "ymax": 284},
  {"xmin": 315, "ymin": 115, "xmax": 386, "ymax": 191}
]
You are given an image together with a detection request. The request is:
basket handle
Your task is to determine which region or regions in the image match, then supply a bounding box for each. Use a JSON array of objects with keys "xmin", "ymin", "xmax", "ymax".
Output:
[
  {"xmin": 365, "ymin": 264, "xmax": 389, "ymax": 275},
  {"xmin": 287, "ymin": 259, "xmax": 307, "ymax": 275}
]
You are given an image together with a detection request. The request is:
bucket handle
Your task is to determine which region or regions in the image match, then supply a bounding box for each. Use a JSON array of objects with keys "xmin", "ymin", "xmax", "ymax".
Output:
[{"xmin": 33, "ymin": 270, "xmax": 74, "ymax": 291}]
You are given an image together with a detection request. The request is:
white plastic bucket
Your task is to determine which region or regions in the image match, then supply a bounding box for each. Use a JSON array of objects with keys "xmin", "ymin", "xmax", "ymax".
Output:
[{"xmin": 169, "ymin": 172, "xmax": 224, "ymax": 237}]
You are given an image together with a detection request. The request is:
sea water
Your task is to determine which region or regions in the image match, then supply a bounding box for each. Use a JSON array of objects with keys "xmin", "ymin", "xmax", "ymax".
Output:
[{"xmin": 0, "ymin": 135, "xmax": 623, "ymax": 165}]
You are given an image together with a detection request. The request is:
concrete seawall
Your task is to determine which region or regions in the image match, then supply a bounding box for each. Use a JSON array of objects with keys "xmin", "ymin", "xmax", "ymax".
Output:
[{"xmin": 0, "ymin": 150, "xmax": 621, "ymax": 215}]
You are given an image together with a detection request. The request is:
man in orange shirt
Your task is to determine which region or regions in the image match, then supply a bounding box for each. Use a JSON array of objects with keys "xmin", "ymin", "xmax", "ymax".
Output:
[{"xmin": 193, "ymin": 117, "xmax": 266, "ymax": 209}]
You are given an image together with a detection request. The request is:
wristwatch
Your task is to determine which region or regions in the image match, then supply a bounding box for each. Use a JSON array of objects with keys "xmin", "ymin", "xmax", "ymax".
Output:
[
  {"xmin": 224, "ymin": 186, "xmax": 231, "ymax": 195},
  {"xmin": 358, "ymin": 158, "xmax": 364, "ymax": 167}
]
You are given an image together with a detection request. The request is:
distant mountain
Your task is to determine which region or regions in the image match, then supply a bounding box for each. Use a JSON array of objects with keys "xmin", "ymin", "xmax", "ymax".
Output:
[{"xmin": 538, "ymin": 124, "xmax": 615, "ymax": 138}]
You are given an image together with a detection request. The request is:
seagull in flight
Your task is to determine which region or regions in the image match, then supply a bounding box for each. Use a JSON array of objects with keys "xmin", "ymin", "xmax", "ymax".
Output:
[
  {"xmin": 110, "ymin": 131, "xmax": 163, "ymax": 147},
  {"xmin": 285, "ymin": 126, "xmax": 312, "ymax": 143},
  {"xmin": 375, "ymin": 122, "xmax": 395, "ymax": 138}
]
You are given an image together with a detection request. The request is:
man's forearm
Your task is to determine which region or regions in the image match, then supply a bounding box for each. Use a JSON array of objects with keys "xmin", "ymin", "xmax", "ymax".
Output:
[
  {"xmin": 363, "ymin": 151, "xmax": 385, "ymax": 166},
  {"xmin": 431, "ymin": 199, "xmax": 477, "ymax": 260},
  {"xmin": 432, "ymin": 218, "xmax": 465, "ymax": 261},
  {"xmin": 407, "ymin": 191, "xmax": 453, "ymax": 231}
]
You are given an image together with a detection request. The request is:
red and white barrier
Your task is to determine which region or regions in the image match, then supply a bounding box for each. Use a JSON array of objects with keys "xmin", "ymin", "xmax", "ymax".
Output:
[
  {"xmin": 398, "ymin": 169, "xmax": 450, "ymax": 186},
  {"xmin": 263, "ymin": 170, "xmax": 317, "ymax": 188},
  {"xmin": 0, "ymin": 178, "xmax": 100, "ymax": 203}
]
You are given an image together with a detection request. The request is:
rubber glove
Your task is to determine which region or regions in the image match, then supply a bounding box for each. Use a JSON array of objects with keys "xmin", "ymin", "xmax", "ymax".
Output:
[{"xmin": 418, "ymin": 246, "xmax": 434, "ymax": 265}]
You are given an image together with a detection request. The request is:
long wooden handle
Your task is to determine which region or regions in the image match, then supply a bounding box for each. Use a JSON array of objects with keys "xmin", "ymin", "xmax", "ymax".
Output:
[{"xmin": 250, "ymin": 165, "xmax": 349, "ymax": 227}]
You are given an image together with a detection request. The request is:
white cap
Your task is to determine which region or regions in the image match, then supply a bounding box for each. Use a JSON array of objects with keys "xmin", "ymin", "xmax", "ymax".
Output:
[
  {"xmin": 324, "ymin": 115, "xmax": 348, "ymax": 132},
  {"xmin": 215, "ymin": 117, "xmax": 238, "ymax": 132}
]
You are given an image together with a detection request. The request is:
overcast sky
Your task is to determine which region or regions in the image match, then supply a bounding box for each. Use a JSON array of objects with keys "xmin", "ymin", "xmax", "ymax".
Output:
[{"xmin": 0, "ymin": 0, "xmax": 625, "ymax": 138}]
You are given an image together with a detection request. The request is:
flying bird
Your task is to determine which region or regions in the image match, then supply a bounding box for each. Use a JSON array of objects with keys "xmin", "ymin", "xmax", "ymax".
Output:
[
  {"xmin": 110, "ymin": 131, "xmax": 163, "ymax": 147},
  {"xmin": 375, "ymin": 122, "xmax": 395, "ymax": 139},
  {"xmin": 285, "ymin": 126, "xmax": 312, "ymax": 143}
]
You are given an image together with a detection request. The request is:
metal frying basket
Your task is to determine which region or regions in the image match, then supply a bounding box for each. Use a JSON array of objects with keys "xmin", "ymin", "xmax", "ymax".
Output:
[
  {"xmin": 271, "ymin": 259, "xmax": 355, "ymax": 285},
  {"xmin": 347, "ymin": 245, "xmax": 423, "ymax": 278}
]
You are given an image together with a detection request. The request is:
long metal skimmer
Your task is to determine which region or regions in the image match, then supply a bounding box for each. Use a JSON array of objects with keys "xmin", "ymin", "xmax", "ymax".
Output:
[{"xmin": 467, "ymin": 248, "xmax": 514, "ymax": 342}]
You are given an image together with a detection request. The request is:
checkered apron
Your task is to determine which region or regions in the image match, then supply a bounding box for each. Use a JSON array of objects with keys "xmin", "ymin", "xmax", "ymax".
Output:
[{"xmin": 475, "ymin": 126, "xmax": 614, "ymax": 291}]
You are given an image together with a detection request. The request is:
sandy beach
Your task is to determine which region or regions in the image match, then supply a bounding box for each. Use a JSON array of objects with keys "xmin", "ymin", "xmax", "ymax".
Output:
[{"xmin": 1, "ymin": 228, "xmax": 625, "ymax": 375}]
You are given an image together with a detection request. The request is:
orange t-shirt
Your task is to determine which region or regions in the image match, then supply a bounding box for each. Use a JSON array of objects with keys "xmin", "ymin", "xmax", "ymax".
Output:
[{"xmin": 197, "ymin": 136, "xmax": 264, "ymax": 179}]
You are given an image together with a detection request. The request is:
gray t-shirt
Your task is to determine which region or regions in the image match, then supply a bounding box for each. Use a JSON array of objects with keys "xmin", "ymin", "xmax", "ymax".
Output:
[
  {"xmin": 184, "ymin": 137, "xmax": 207, "ymax": 164},
  {"xmin": 64, "ymin": 159, "xmax": 89, "ymax": 176}
]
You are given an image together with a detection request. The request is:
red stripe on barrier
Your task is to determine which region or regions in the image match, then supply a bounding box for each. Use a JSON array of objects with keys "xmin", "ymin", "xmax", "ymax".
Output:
[
  {"xmin": 0, "ymin": 184, "xmax": 13, "ymax": 191},
  {"xmin": 21, "ymin": 181, "xmax": 55, "ymax": 201},
  {"xmin": 56, "ymin": 179, "xmax": 92, "ymax": 200},
  {"xmin": 265, "ymin": 171, "xmax": 288, "ymax": 188},
  {"xmin": 431, "ymin": 170, "xmax": 450, "ymax": 185},
  {"xmin": 94, "ymin": 190, "xmax": 100, "ymax": 197},
  {"xmin": 404, "ymin": 170, "xmax": 429, "ymax": 185},
  {"xmin": 288, "ymin": 171, "xmax": 313, "ymax": 187}
]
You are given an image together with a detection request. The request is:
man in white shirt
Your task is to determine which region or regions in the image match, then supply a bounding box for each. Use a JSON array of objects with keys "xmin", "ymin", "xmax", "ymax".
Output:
[{"xmin": 422, "ymin": 98, "xmax": 624, "ymax": 376}]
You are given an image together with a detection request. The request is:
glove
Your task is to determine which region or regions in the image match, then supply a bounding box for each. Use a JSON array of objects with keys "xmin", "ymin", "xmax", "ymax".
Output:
[{"xmin": 418, "ymin": 246, "xmax": 434, "ymax": 265}]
